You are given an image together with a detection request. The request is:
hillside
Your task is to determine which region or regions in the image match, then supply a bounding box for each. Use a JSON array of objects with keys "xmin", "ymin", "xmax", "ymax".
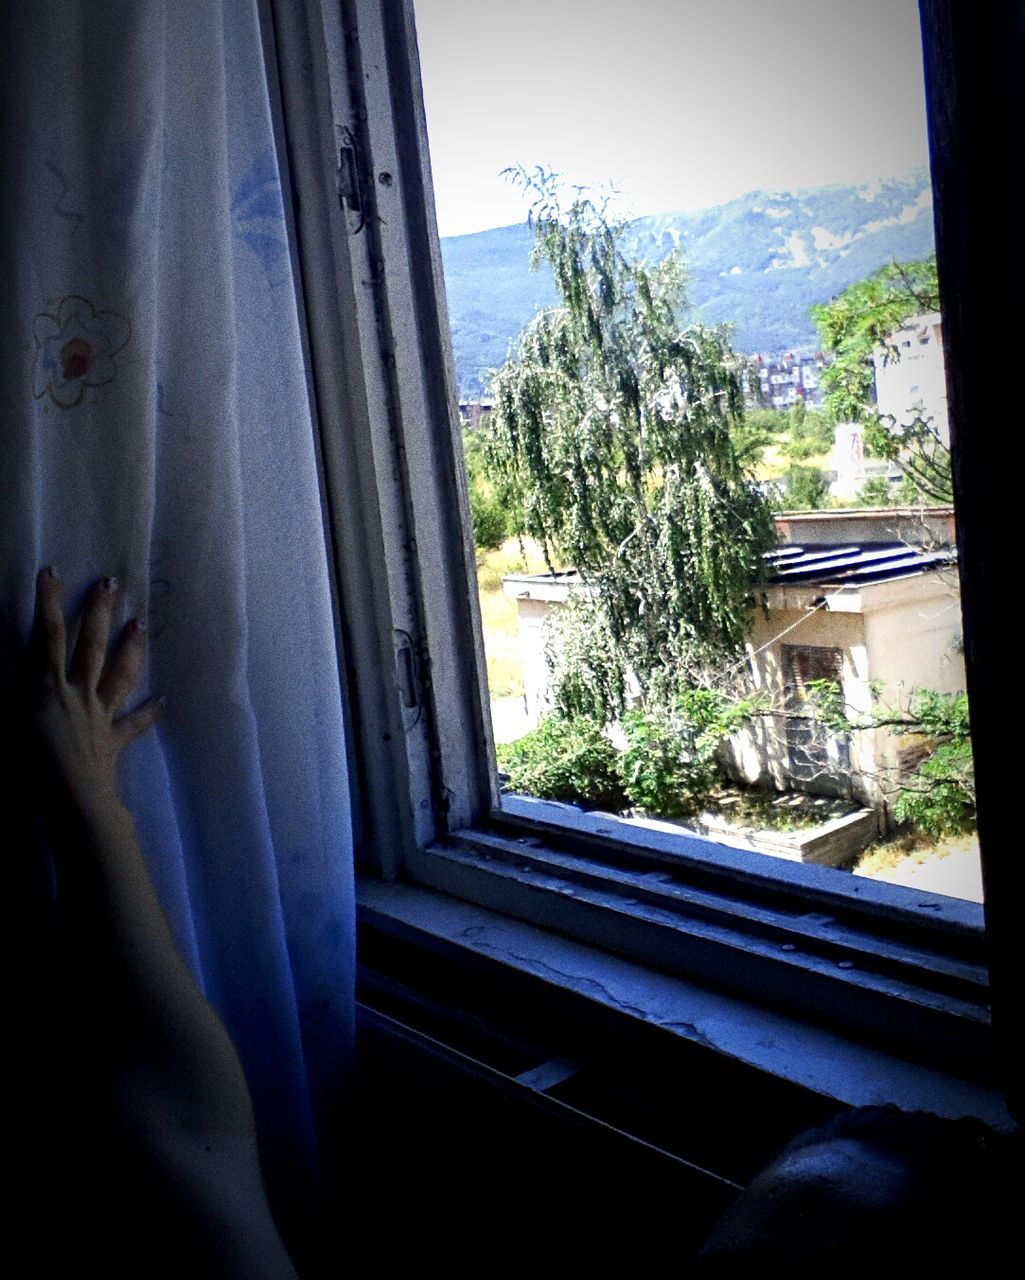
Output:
[{"xmin": 440, "ymin": 169, "xmax": 936, "ymax": 397}]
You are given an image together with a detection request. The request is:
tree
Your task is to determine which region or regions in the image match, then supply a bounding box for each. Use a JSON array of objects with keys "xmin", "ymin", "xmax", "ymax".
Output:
[
  {"xmin": 811, "ymin": 257, "xmax": 952, "ymax": 503},
  {"xmin": 805, "ymin": 681, "xmax": 975, "ymax": 838},
  {"xmin": 776, "ymin": 464, "xmax": 831, "ymax": 511},
  {"xmin": 461, "ymin": 424, "xmax": 511, "ymax": 554},
  {"xmin": 483, "ymin": 168, "xmax": 776, "ymax": 717}
]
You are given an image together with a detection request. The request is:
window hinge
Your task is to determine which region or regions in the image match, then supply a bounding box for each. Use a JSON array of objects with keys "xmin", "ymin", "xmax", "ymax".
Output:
[{"xmin": 395, "ymin": 631, "xmax": 419, "ymax": 709}]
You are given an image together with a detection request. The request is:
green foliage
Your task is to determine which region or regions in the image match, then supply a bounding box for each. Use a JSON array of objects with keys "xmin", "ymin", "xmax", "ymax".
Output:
[
  {"xmin": 731, "ymin": 406, "xmax": 784, "ymax": 468},
  {"xmin": 855, "ymin": 475, "xmax": 895, "ymax": 506},
  {"xmin": 620, "ymin": 689, "xmax": 753, "ymax": 817},
  {"xmin": 467, "ymin": 486, "xmax": 509, "ymax": 553},
  {"xmin": 801, "ymin": 676, "xmax": 851, "ymax": 734},
  {"xmin": 803, "ymin": 681, "xmax": 974, "ymax": 837},
  {"xmin": 811, "ymin": 257, "xmax": 939, "ymax": 419},
  {"xmin": 484, "ymin": 167, "xmax": 777, "ymax": 713},
  {"xmin": 854, "ymin": 472, "xmax": 931, "ymax": 508},
  {"xmin": 782, "ymin": 403, "xmax": 833, "ymax": 461},
  {"xmin": 891, "ymin": 692, "xmax": 974, "ymax": 837},
  {"xmin": 811, "ymin": 257, "xmax": 952, "ymax": 503},
  {"xmin": 545, "ymin": 595, "xmax": 630, "ymax": 722},
  {"xmin": 461, "ymin": 425, "xmax": 513, "ymax": 553},
  {"xmin": 776, "ymin": 465, "xmax": 831, "ymax": 511},
  {"xmin": 496, "ymin": 714, "xmax": 627, "ymax": 811},
  {"xmin": 497, "ymin": 688, "xmax": 755, "ymax": 818}
]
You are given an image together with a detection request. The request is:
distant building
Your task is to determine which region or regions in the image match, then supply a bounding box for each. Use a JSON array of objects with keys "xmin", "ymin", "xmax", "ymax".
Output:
[
  {"xmin": 830, "ymin": 422, "xmax": 902, "ymax": 501},
  {"xmin": 458, "ymin": 398, "xmax": 494, "ymax": 430},
  {"xmin": 872, "ymin": 311, "xmax": 948, "ymax": 446},
  {"xmin": 754, "ymin": 351, "xmax": 828, "ymax": 409}
]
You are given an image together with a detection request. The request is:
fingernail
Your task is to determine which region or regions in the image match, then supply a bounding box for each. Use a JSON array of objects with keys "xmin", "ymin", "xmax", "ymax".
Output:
[
  {"xmin": 46, "ymin": 565, "xmax": 59, "ymax": 581},
  {"xmin": 156, "ymin": 694, "xmax": 167, "ymax": 711},
  {"xmin": 103, "ymin": 576, "xmax": 119, "ymax": 592},
  {"xmin": 132, "ymin": 616, "xmax": 148, "ymax": 634}
]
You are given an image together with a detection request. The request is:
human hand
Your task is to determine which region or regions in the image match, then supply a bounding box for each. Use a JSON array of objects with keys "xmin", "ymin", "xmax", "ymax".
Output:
[{"xmin": 30, "ymin": 567, "xmax": 164, "ymax": 811}]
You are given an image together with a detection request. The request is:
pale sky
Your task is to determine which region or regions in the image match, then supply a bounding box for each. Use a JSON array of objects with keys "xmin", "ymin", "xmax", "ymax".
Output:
[{"xmin": 414, "ymin": 0, "xmax": 931, "ymax": 237}]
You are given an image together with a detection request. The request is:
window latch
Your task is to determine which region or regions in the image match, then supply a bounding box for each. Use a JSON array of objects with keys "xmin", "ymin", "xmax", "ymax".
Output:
[{"xmin": 336, "ymin": 126, "xmax": 366, "ymax": 232}]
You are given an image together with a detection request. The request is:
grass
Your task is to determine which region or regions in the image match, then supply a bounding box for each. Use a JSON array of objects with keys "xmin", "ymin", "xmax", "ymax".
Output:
[
  {"xmin": 475, "ymin": 537, "xmax": 551, "ymax": 699},
  {"xmin": 851, "ymin": 828, "xmax": 982, "ymax": 902},
  {"xmin": 852, "ymin": 828, "xmax": 977, "ymax": 876},
  {"xmin": 708, "ymin": 785, "xmax": 855, "ymax": 832}
]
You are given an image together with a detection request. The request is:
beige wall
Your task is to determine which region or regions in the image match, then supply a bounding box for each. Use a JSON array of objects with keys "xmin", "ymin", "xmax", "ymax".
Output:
[
  {"xmin": 861, "ymin": 569, "xmax": 965, "ymax": 801},
  {"xmin": 732, "ymin": 603, "xmax": 873, "ymax": 799},
  {"xmin": 862, "ymin": 571, "xmax": 964, "ymax": 698}
]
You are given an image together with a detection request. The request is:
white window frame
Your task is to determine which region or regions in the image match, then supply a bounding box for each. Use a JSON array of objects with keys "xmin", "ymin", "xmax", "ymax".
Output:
[{"xmin": 264, "ymin": 0, "xmax": 1014, "ymax": 1113}]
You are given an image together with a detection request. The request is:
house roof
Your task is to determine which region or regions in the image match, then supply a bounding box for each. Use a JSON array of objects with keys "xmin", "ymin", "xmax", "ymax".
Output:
[
  {"xmin": 766, "ymin": 541, "xmax": 957, "ymax": 588},
  {"xmin": 503, "ymin": 541, "xmax": 958, "ymax": 603}
]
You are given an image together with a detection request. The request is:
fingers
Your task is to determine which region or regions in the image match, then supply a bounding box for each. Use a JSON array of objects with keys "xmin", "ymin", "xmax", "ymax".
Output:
[
  {"xmin": 69, "ymin": 576, "xmax": 120, "ymax": 689},
  {"xmin": 32, "ymin": 566, "xmax": 66, "ymax": 682},
  {"xmin": 97, "ymin": 616, "xmax": 148, "ymax": 709},
  {"xmin": 113, "ymin": 694, "xmax": 166, "ymax": 749}
]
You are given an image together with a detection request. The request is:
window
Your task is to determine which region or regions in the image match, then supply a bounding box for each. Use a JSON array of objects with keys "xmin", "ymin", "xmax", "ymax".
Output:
[
  {"xmin": 783, "ymin": 645, "xmax": 851, "ymax": 790},
  {"xmin": 268, "ymin": 0, "xmax": 1019, "ymax": 1110}
]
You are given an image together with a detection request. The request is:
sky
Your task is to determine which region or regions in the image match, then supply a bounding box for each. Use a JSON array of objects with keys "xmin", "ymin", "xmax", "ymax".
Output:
[{"xmin": 415, "ymin": 0, "xmax": 931, "ymax": 238}]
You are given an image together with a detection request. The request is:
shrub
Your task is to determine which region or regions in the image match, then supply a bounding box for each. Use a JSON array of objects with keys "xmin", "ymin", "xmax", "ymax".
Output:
[
  {"xmin": 497, "ymin": 714, "xmax": 626, "ymax": 812},
  {"xmin": 891, "ymin": 692, "xmax": 975, "ymax": 838},
  {"xmin": 775, "ymin": 465, "xmax": 831, "ymax": 511},
  {"xmin": 782, "ymin": 403, "xmax": 833, "ymax": 461},
  {"xmin": 620, "ymin": 689, "xmax": 752, "ymax": 818},
  {"xmin": 855, "ymin": 475, "xmax": 895, "ymax": 507},
  {"xmin": 462, "ymin": 425, "xmax": 512, "ymax": 553},
  {"xmin": 468, "ymin": 485, "xmax": 509, "ymax": 553}
]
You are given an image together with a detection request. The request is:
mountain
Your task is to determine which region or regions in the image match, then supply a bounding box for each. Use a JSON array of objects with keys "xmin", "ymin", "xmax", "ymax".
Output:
[{"xmin": 439, "ymin": 169, "xmax": 936, "ymax": 397}]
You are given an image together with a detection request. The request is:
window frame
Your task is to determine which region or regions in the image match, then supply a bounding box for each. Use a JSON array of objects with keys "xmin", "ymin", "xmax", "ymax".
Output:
[{"xmin": 267, "ymin": 0, "xmax": 1018, "ymax": 1112}]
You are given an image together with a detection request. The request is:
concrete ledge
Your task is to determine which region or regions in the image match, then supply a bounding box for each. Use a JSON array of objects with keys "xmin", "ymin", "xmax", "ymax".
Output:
[{"xmin": 690, "ymin": 807, "xmax": 881, "ymax": 867}]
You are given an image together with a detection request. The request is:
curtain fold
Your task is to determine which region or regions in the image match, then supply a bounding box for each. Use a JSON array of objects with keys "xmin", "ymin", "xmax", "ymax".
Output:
[{"xmin": 0, "ymin": 0, "xmax": 355, "ymax": 1222}]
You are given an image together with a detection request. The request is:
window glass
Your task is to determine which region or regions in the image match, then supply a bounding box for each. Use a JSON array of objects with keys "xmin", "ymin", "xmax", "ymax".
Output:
[{"xmin": 413, "ymin": 0, "xmax": 980, "ymax": 906}]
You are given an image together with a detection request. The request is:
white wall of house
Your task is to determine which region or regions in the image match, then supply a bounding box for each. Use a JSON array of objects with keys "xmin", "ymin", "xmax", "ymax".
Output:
[
  {"xmin": 515, "ymin": 595, "xmax": 555, "ymax": 724},
  {"xmin": 873, "ymin": 311, "xmax": 949, "ymax": 446},
  {"xmin": 733, "ymin": 591, "xmax": 874, "ymax": 800},
  {"xmin": 731, "ymin": 569, "xmax": 965, "ymax": 809},
  {"xmin": 860, "ymin": 569, "xmax": 965, "ymax": 803},
  {"xmin": 774, "ymin": 507, "xmax": 956, "ymax": 548}
]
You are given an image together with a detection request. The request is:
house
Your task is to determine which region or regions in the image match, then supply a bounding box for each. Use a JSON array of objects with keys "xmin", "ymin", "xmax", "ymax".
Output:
[
  {"xmin": 504, "ymin": 508, "xmax": 963, "ymax": 815},
  {"xmin": 457, "ymin": 397, "xmax": 494, "ymax": 430},
  {"xmin": 734, "ymin": 508, "xmax": 963, "ymax": 811}
]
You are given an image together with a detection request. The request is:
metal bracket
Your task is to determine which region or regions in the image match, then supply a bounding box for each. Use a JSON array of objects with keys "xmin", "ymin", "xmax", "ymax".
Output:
[{"xmin": 336, "ymin": 126, "xmax": 366, "ymax": 233}]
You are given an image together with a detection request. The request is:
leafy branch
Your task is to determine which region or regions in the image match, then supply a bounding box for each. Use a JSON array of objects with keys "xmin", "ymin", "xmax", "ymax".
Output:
[{"xmin": 811, "ymin": 256, "xmax": 952, "ymax": 504}]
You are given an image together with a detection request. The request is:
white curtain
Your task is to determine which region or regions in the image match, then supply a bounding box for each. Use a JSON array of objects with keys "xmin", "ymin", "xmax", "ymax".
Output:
[{"xmin": 0, "ymin": 0, "xmax": 355, "ymax": 1221}]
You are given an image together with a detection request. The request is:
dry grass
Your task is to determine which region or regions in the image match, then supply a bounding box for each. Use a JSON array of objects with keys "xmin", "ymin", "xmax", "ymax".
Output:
[
  {"xmin": 753, "ymin": 442, "xmax": 792, "ymax": 481},
  {"xmin": 852, "ymin": 829, "xmax": 982, "ymax": 902},
  {"xmin": 475, "ymin": 537, "xmax": 550, "ymax": 698}
]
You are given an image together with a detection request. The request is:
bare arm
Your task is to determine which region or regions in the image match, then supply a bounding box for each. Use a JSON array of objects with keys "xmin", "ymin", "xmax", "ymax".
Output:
[{"xmin": 30, "ymin": 568, "xmax": 300, "ymax": 1279}]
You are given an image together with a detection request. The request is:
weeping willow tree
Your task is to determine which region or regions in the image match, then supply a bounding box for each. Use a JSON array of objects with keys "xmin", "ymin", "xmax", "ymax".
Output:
[{"xmin": 483, "ymin": 169, "xmax": 776, "ymax": 719}]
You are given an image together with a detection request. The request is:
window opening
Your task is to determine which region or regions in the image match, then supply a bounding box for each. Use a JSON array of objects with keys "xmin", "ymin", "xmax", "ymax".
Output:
[
  {"xmin": 413, "ymin": 0, "xmax": 979, "ymax": 906},
  {"xmin": 782, "ymin": 645, "xmax": 851, "ymax": 793}
]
